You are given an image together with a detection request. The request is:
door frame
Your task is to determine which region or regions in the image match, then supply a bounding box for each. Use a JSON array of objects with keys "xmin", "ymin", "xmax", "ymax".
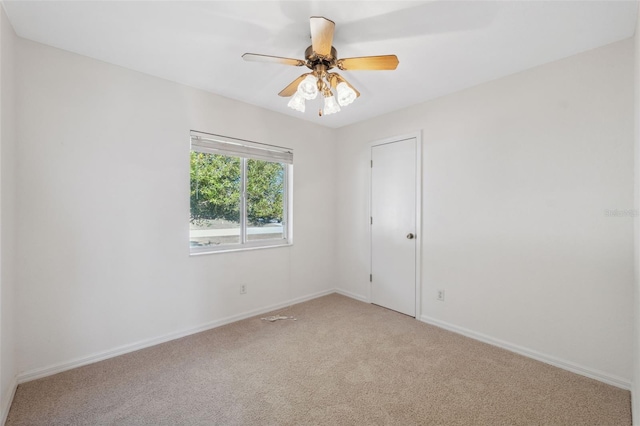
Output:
[{"xmin": 368, "ymin": 131, "xmax": 423, "ymax": 319}]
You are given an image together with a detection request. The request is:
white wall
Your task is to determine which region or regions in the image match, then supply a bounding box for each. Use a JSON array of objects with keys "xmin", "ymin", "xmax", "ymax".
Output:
[
  {"xmin": 14, "ymin": 39, "xmax": 337, "ymax": 377},
  {"xmin": 0, "ymin": 4, "xmax": 17, "ymax": 421},
  {"xmin": 633, "ymin": 4, "xmax": 640, "ymax": 423},
  {"xmin": 336, "ymin": 39, "xmax": 634, "ymax": 386}
]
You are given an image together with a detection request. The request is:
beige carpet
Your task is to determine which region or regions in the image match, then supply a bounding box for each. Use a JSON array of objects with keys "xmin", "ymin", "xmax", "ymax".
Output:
[{"xmin": 7, "ymin": 294, "xmax": 631, "ymax": 425}]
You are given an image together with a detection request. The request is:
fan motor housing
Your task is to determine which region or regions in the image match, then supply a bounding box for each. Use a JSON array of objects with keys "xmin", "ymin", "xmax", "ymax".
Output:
[{"xmin": 305, "ymin": 45, "xmax": 337, "ymax": 70}]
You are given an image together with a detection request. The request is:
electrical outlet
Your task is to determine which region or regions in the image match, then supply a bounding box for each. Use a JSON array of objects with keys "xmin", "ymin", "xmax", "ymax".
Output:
[
  {"xmin": 437, "ymin": 289, "xmax": 445, "ymax": 301},
  {"xmin": 240, "ymin": 284, "xmax": 247, "ymax": 294}
]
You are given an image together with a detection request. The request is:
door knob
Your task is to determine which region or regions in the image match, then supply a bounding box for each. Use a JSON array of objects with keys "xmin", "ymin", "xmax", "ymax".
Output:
[{"xmin": 406, "ymin": 233, "xmax": 415, "ymax": 239}]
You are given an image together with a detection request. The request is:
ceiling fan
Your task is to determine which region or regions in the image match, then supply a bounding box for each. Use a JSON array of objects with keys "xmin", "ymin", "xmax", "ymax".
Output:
[{"xmin": 242, "ymin": 16, "xmax": 399, "ymax": 117}]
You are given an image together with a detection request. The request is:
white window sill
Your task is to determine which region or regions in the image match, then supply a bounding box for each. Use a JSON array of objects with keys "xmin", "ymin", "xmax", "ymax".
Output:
[{"xmin": 189, "ymin": 241, "xmax": 292, "ymax": 256}]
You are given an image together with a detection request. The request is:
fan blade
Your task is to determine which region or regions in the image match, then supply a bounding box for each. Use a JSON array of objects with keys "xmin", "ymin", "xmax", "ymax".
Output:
[
  {"xmin": 337, "ymin": 55, "xmax": 399, "ymax": 71},
  {"xmin": 242, "ymin": 53, "xmax": 305, "ymax": 67},
  {"xmin": 310, "ymin": 16, "xmax": 335, "ymax": 58},
  {"xmin": 330, "ymin": 73, "xmax": 360, "ymax": 98},
  {"xmin": 278, "ymin": 74, "xmax": 310, "ymax": 97}
]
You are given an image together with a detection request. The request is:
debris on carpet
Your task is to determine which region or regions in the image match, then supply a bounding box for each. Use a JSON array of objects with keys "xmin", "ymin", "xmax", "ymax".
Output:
[{"xmin": 261, "ymin": 315, "xmax": 297, "ymax": 322}]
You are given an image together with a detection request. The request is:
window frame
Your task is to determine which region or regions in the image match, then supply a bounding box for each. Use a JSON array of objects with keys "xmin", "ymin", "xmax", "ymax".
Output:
[{"xmin": 189, "ymin": 131, "xmax": 293, "ymax": 255}]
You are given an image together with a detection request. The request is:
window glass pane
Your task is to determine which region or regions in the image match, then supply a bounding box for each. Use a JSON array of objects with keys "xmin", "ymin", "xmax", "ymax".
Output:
[
  {"xmin": 190, "ymin": 152, "xmax": 241, "ymax": 247},
  {"xmin": 246, "ymin": 159, "xmax": 285, "ymax": 241}
]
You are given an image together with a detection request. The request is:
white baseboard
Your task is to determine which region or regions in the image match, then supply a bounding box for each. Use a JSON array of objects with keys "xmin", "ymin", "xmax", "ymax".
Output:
[
  {"xmin": 633, "ymin": 381, "xmax": 640, "ymax": 426},
  {"xmin": 1, "ymin": 376, "xmax": 17, "ymax": 426},
  {"xmin": 634, "ymin": 392, "xmax": 639, "ymax": 426},
  {"xmin": 334, "ymin": 288, "xmax": 368, "ymax": 302},
  {"xmin": 420, "ymin": 315, "xmax": 631, "ymax": 390},
  {"xmin": 19, "ymin": 291, "xmax": 628, "ymax": 394},
  {"xmin": 17, "ymin": 289, "xmax": 335, "ymax": 384}
]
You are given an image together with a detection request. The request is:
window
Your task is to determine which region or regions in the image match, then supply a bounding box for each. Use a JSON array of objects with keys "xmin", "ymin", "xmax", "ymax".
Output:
[{"xmin": 190, "ymin": 131, "xmax": 292, "ymax": 254}]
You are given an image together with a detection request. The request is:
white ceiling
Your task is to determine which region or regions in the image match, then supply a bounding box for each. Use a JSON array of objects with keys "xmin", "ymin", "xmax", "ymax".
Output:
[{"xmin": 3, "ymin": 1, "xmax": 638, "ymax": 128}]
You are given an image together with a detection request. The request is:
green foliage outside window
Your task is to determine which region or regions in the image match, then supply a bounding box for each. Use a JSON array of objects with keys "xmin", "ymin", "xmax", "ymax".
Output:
[
  {"xmin": 247, "ymin": 159, "xmax": 284, "ymax": 225},
  {"xmin": 190, "ymin": 152, "xmax": 284, "ymax": 225}
]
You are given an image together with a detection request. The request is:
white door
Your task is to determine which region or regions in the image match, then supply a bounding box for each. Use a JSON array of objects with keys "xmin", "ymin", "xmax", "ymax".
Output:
[{"xmin": 371, "ymin": 137, "xmax": 417, "ymax": 317}]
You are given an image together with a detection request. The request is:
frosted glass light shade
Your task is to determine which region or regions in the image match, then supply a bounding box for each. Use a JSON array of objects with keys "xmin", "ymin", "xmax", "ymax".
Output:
[
  {"xmin": 336, "ymin": 82, "xmax": 357, "ymax": 106},
  {"xmin": 323, "ymin": 95, "xmax": 341, "ymax": 115},
  {"xmin": 297, "ymin": 75, "xmax": 319, "ymax": 100},
  {"xmin": 287, "ymin": 92, "xmax": 305, "ymax": 112}
]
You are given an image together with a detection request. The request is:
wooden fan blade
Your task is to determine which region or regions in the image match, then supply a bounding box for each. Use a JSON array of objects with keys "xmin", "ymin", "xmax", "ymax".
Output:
[
  {"xmin": 337, "ymin": 55, "xmax": 399, "ymax": 71},
  {"xmin": 310, "ymin": 16, "xmax": 335, "ymax": 57},
  {"xmin": 242, "ymin": 53, "xmax": 305, "ymax": 67},
  {"xmin": 278, "ymin": 74, "xmax": 310, "ymax": 97},
  {"xmin": 330, "ymin": 73, "xmax": 360, "ymax": 98}
]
